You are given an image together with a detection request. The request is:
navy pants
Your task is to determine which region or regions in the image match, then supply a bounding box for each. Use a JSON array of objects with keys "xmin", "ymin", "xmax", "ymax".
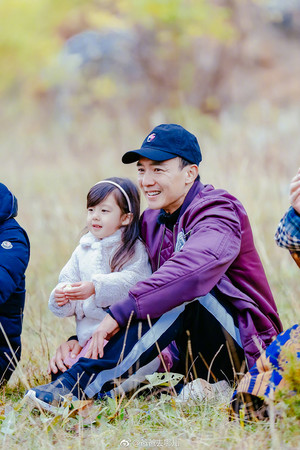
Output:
[{"xmin": 57, "ymin": 296, "xmax": 245, "ymax": 399}]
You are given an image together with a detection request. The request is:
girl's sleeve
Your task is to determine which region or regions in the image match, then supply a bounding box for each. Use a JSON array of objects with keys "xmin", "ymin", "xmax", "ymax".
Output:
[
  {"xmin": 48, "ymin": 246, "xmax": 81, "ymax": 317},
  {"xmin": 91, "ymin": 240, "xmax": 152, "ymax": 309}
]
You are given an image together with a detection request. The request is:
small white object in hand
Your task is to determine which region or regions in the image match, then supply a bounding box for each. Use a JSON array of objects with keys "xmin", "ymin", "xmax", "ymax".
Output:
[{"xmin": 63, "ymin": 284, "xmax": 73, "ymax": 291}]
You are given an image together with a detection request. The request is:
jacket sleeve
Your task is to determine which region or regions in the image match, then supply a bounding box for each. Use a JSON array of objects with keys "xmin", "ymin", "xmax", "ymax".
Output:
[
  {"xmin": 91, "ymin": 239, "xmax": 152, "ymax": 309},
  {"xmin": 0, "ymin": 227, "xmax": 30, "ymax": 305},
  {"xmin": 274, "ymin": 206, "xmax": 300, "ymax": 251},
  {"xmin": 110, "ymin": 199, "xmax": 242, "ymax": 325},
  {"xmin": 48, "ymin": 247, "xmax": 81, "ymax": 318}
]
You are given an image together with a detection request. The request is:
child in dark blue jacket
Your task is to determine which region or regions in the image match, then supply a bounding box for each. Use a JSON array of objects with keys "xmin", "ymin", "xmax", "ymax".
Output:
[{"xmin": 0, "ymin": 183, "xmax": 30, "ymax": 384}]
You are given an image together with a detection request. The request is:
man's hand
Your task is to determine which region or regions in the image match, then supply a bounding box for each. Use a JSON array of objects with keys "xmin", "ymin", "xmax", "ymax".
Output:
[
  {"xmin": 85, "ymin": 314, "xmax": 120, "ymax": 359},
  {"xmin": 290, "ymin": 168, "xmax": 300, "ymax": 215},
  {"xmin": 64, "ymin": 281, "xmax": 95, "ymax": 301},
  {"xmin": 47, "ymin": 339, "xmax": 82, "ymax": 374}
]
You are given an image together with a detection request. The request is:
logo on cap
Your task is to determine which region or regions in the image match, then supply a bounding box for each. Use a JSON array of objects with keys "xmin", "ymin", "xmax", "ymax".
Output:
[
  {"xmin": 1, "ymin": 241, "xmax": 13, "ymax": 249},
  {"xmin": 147, "ymin": 133, "xmax": 156, "ymax": 143}
]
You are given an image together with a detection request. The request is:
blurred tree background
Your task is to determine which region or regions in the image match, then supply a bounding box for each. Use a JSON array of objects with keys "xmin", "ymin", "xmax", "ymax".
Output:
[
  {"xmin": 0, "ymin": 0, "xmax": 299, "ymax": 373},
  {"xmin": 0, "ymin": 0, "xmax": 299, "ymax": 170},
  {"xmin": 1, "ymin": 0, "xmax": 299, "ymax": 121}
]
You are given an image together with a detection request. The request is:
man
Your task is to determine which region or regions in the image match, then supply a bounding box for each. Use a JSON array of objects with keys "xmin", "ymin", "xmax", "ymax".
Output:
[
  {"xmin": 275, "ymin": 167, "xmax": 300, "ymax": 266},
  {"xmin": 230, "ymin": 168, "xmax": 300, "ymax": 419},
  {"xmin": 26, "ymin": 124, "xmax": 282, "ymax": 411},
  {"xmin": 0, "ymin": 183, "xmax": 30, "ymax": 384}
]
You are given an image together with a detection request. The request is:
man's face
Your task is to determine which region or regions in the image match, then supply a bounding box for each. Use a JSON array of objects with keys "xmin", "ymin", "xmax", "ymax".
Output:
[{"xmin": 137, "ymin": 157, "xmax": 192, "ymax": 213}]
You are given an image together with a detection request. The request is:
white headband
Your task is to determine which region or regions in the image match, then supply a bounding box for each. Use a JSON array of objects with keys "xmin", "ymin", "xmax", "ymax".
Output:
[{"xmin": 93, "ymin": 180, "xmax": 132, "ymax": 213}]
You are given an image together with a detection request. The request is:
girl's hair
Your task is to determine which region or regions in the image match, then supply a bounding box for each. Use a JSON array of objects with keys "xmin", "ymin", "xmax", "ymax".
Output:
[{"xmin": 87, "ymin": 177, "xmax": 140, "ymax": 272}]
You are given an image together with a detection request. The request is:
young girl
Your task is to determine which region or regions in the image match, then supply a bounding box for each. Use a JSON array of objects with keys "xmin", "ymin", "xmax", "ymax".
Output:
[{"xmin": 48, "ymin": 177, "xmax": 174, "ymax": 380}]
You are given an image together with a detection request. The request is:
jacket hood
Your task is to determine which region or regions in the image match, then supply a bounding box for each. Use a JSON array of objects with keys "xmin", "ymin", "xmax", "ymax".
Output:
[{"xmin": 0, "ymin": 183, "xmax": 18, "ymax": 222}]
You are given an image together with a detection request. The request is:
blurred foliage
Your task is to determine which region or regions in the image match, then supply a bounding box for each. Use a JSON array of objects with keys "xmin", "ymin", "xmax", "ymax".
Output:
[
  {"xmin": 1, "ymin": 0, "xmax": 299, "ymax": 126},
  {"xmin": 276, "ymin": 348, "xmax": 300, "ymax": 420},
  {"xmin": 0, "ymin": 0, "xmax": 233, "ymax": 96},
  {"xmin": 117, "ymin": 0, "xmax": 234, "ymax": 39},
  {"xmin": 0, "ymin": 0, "xmax": 86, "ymax": 93}
]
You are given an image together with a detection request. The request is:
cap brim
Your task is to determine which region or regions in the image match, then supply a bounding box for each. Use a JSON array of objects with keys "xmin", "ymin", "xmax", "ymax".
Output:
[{"xmin": 122, "ymin": 148, "xmax": 177, "ymax": 164}]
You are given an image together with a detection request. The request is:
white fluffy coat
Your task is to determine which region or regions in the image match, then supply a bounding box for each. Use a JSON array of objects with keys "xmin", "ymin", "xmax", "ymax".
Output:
[{"xmin": 49, "ymin": 230, "xmax": 152, "ymax": 346}]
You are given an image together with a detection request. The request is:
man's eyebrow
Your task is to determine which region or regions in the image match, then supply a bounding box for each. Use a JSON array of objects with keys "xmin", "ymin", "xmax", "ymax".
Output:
[{"xmin": 136, "ymin": 160, "xmax": 166, "ymax": 167}]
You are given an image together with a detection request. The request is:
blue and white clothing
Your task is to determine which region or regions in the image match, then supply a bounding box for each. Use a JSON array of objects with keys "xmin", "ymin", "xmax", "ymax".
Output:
[{"xmin": 275, "ymin": 206, "xmax": 300, "ymax": 251}]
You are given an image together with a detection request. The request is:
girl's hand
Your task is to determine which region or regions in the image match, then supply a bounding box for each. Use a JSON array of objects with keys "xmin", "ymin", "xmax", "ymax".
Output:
[
  {"xmin": 290, "ymin": 168, "xmax": 300, "ymax": 215},
  {"xmin": 85, "ymin": 314, "xmax": 120, "ymax": 359},
  {"xmin": 64, "ymin": 281, "xmax": 95, "ymax": 301},
  {"xmin": 54, "ymin": 287, "xmax": 69, "ymax": 306}
]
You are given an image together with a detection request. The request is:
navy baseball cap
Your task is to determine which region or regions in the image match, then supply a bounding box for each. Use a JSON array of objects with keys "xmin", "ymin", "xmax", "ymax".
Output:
[{"xmin": 122, "ymin": 124, "xmax": 202, "ymax": 165}]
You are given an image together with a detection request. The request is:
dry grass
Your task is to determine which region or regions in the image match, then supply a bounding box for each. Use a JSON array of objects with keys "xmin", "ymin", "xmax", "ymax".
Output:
[{"xmin": 0, "ymin": 101, "xmax": 299, "ymax": 448}]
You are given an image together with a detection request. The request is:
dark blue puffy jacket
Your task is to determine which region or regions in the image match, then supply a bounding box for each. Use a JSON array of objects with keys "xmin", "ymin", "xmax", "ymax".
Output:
[{"xmin": 0, "ymin": 183, "xmax": 30, "ymax": 384}]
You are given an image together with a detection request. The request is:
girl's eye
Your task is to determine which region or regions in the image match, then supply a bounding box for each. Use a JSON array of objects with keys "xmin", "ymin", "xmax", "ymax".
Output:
[
  {"xmin": 101, "ymin": 209, "xmax": 109, "ymax": 213},
  {"xmin": 154, "ymin": 168, "xmax": 162, "ymax": 173},
  {"xmin": 88, "ymin": 208, "xmax": 94, "ymax": 212}
]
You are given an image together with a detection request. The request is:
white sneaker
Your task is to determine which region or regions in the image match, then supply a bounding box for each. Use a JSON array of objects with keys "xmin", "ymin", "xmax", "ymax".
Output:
[{"xmin": 175, "ymin": 379, "xmax": 231, "ymax": 403}]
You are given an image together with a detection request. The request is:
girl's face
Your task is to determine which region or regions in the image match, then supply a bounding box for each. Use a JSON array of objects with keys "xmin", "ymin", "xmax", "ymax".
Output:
[{"xmin": 87, "ymin": 192, "xmax": 130, "ymax": 240}]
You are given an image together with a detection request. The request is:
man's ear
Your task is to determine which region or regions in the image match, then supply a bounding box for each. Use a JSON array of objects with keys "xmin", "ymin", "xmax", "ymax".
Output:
[
  {"xmin": 121, "ymin": 213, "xmax": 133, "ymax": 226},
  {"xmin": 185, "ymin": 164, "xmax": 199, "ymax": 184}
]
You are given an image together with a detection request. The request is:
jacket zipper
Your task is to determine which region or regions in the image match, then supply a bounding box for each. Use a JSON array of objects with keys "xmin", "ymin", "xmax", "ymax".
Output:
[
  {"xmin": 157, "ymin": 224, "xmax": 179, "ymax": 270},
  {"xmin": 173, "ymin": 223, "xmax": 178, "ymax": 249},
  {"xmin": 157, "ymin": 226, "xmax": 166, "ymax": 270}
]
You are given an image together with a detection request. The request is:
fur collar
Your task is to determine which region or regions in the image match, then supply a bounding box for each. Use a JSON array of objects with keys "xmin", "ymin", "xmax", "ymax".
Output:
[{"xmin": 79, "ymin": 229, "xmax": 122, "ymax": 249}]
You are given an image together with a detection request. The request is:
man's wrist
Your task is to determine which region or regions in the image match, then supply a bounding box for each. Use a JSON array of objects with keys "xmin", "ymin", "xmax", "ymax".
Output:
[
  {"xmin": 105, "ymin": 308, "xmax": 116, "ymax": 321},
  {"xmin": 289, "ymin": 206, "xmax": 300, "ymax": 219},
  {"xmin": 109, "ymin": 295, "xmax": 137, "ymax": 327}
]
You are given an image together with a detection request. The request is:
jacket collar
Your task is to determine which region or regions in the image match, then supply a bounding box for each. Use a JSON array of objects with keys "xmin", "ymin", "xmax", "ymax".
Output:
[
  {"xmin": 155, "ymin": 179, "xmax": 203, "ymax": 229},
  {"xmin": 178, "ymin": 178, "xmax": 203, "ymax": 221},
  {"xmin": 80, "ymin": 229, "xmax": 122, "ymax": 248}
]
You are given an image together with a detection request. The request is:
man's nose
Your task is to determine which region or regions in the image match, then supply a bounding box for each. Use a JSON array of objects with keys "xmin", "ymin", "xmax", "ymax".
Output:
[{"xmin": 141, "ymin": 170, "xmax": 155, "ymax": 186}]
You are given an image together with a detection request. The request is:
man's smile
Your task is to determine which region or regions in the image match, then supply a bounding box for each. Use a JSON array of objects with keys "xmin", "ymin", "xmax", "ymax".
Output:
[{"xmin": 145, "ymin": 191, "xmax": 161, "ymax": 197}]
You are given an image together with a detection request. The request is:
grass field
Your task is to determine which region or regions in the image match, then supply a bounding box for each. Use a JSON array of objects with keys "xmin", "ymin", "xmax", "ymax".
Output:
[{"xmin": 0, "ymin": 102, "xmax": 299, "ymax": 448}]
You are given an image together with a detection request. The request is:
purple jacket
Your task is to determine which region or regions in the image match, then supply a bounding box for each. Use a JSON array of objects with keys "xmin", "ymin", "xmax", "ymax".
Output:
[{"xmin": 110, "ymin": 180, "xmax": 282, "ymax": 367}]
